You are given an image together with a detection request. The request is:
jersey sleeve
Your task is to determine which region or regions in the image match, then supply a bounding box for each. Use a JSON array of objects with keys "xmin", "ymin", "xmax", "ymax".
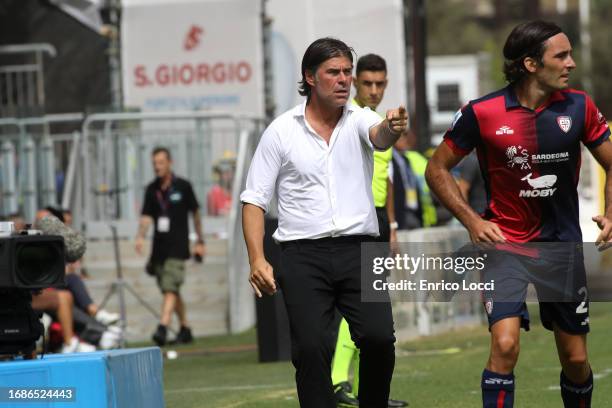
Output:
[
  {"xmin": 582, "ymin": 94, "xmax": 610, "ymax": 148},
  {"xmin": 443, "ymin": 103, "xmax": 480, "ymax": 156}
]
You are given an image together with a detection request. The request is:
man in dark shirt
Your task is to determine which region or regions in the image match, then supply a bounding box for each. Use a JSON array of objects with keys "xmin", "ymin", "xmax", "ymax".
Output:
[{"xmin": 135, "ymin": 147, "xmax": 205, "ymax": 346}]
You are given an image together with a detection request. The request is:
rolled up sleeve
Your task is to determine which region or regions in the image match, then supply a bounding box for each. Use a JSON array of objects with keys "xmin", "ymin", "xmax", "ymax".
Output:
[
  {"xmin": 240, "ymin": 126, "xmax": 282, "ymax": 213},
  {"xmin": 354, "ymin": 107, "xmax": 384, "ymax": 151}
]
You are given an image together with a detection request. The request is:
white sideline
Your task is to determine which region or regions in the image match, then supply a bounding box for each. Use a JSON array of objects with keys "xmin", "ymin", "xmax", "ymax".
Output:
[{"xmin": 166, "ymin": 383, "xmax": 293, "ymax": 394}]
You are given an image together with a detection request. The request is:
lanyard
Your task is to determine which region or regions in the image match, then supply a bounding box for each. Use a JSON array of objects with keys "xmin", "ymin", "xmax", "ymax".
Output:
[{"xmin": 155, "ymin": 177, "xmax": 174, "ymax": 214}]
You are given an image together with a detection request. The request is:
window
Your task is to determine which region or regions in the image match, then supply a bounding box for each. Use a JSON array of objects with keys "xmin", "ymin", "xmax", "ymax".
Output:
[{"xmin": 437, "ymin": 84, "xmax": 460, "ymax": 112}]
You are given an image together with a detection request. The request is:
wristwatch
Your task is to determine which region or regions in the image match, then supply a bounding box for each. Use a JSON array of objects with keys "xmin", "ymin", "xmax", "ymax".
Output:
[{"xmin": 389, "ymin": 221, "xmax": 399, "ymax": 230}]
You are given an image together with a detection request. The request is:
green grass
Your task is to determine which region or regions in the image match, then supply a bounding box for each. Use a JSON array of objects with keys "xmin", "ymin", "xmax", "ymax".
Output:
[{"xmin": 161, "ymin": 303, "xmax": 612, "ymax": 407}]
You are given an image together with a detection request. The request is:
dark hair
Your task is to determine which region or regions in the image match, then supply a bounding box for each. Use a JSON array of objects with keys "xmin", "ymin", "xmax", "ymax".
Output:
[
  {"xmin": 503, "ymin": 20, "xmax": 563, "ymax": 83},
  {"xmin": 298, "ymin": 37, "xmax": 354, "ymax": 98},
  {"xmin": 152, "ymin": 146, "xmax": 172, "ymax": 161},
  {"xmin": 356, "ymin": 53, "xmax": 387, "ymax": 75}
]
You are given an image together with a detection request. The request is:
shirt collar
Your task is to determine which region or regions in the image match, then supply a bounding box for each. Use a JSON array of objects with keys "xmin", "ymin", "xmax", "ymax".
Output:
[{"xmin": 504, "ymin": 84, "xmax": 567, "ymax": 111}]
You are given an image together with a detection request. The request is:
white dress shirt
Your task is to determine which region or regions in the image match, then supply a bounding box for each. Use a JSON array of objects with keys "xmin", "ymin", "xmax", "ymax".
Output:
[{"xmin": 240, "ymin": 101, "xmax": 383, "ymax": 241}]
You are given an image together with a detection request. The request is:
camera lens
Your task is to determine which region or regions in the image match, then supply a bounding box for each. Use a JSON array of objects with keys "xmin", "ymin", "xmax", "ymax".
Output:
[{"xmin": 15, "ymin": 242, "xmax": 63, "ymax": 287}]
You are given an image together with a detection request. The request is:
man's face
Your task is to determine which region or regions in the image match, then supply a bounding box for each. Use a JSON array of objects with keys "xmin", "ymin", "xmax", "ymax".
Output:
[
  {"xmin": 354, "ymin": 70, "xmax": 388, "ymax": 110},
  {"xmin": 531, "ymin": 33, "xmax": 576, "ymax": 91},
  {"xmin": 153, "ymin": 152, "xmax": 172, "ymax": 178},
  {"xmin": 306, "ymin": 56, "xmax": 353, "ymax": 107}
]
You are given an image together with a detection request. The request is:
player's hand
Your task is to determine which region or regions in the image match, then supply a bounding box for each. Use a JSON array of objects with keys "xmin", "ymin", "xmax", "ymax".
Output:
[
  {"xmin": 592, "ymin": 215, "xmax": 612, "ymax": 251},
  {"xmin": 135, "ymin": 236, "xmax": 144, "ymax": 255},
  {"xmin": 467, "ymin": 219, "xmax": 506, "ymax": 244},
  {"xmin": 386, "ymin": 105, "xmax": 408, "ymax": 134},
  {"xmin": 249, "ymin": 258, "xmax": 276, "ymax": 297}
]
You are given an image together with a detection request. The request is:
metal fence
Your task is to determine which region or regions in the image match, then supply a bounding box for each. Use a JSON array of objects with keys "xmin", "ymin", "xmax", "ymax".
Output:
[
  {"xmin": 0, "ymin": 113, "xmax": 83, "ymax": 221},
  {"xmin": 0, "ymin": 43, "xmax": 56, "ymax": 117}
]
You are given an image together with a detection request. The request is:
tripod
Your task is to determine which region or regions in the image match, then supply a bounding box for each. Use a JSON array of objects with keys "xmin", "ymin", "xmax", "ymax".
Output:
[{"xmin": 98, "ymin": 224, "xmax": 167, "ymax": 348}]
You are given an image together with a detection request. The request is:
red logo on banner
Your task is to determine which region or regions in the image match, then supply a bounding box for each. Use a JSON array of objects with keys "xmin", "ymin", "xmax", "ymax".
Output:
[{"xmin": 184, "ymin": 25, "xmax": 204, "ymax": 51}]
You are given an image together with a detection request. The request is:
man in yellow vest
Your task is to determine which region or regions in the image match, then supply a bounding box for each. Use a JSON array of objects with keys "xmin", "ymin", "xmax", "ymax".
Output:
[{"xmin": 332, "ymin": 53, "xmax": 408, "ymax": 408}]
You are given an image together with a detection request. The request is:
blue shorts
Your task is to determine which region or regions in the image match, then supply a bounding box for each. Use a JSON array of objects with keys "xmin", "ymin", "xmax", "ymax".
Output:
[{"xmin": 481, "ymin": 244, "xmax": 589, "ymax": 334}]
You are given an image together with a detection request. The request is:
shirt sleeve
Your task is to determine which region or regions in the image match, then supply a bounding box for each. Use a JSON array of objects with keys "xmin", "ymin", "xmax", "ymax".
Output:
[
  {"xmin": 141, "ymin": 185, "xmax": 156, "ymax": 217},
  {"xmin": 239, "ymin": 125, "xmax": 283, "ymax": 213},
  {"xmin": 582, "ymin": 94, "xmax": 610, "ymax": 148},
  {"xmin": 443, "ymin": 103, "xmax": 480, "ymax": 156},
  {"xmin": 353, "ymin": 106, "xmax": 384, "ymax": 150},
  {"xmin": 185, "ymin": 181, "xmax": 200, "ymax": 212}
]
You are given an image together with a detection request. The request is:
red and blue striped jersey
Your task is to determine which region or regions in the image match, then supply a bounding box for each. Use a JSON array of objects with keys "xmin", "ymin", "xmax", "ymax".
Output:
[{"xmin": 444, "ymin": 86, "xmax": 610, "ymax": 242}]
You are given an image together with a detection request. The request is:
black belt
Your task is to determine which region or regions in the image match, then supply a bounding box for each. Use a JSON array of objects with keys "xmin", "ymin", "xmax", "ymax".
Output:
[{"xmin": 280, "ymin": 234, "xmax": 374, "ymax": 249}]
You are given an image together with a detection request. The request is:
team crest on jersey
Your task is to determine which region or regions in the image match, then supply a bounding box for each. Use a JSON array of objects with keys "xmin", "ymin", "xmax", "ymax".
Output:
[
  {"xmin": 485, "ymin": 299, "xmax": 493, "ymax": 315},
  {"xmin": 557, "ymin": 116, "xmax": 572, "ymax": 133}
]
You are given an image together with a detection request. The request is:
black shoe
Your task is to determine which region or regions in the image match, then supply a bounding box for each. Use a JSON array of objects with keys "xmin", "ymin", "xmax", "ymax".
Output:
[
  {"xmin": 334, "ymin": 381, "xmax": 359, "ymax": 407},
  {"xmin": 152, "ymin": 324, "xmax": 167, "ymax": 346},
  {"xmin": 388, "ymin": 398, "xmax": 409, "ymax": 407},
  {"xmin": 173, "ymin": 326, "xmax": 194, "ymax": 344}
]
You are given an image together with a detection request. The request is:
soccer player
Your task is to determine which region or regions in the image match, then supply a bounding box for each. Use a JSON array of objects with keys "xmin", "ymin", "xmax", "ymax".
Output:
[
  {"xmin": 241, "ymin": 38, "xmax": 407, "ymax": 407},
  {"xmin": 425, "ymin": 21, "xmax": 612, "ymax": 408},
  {"xmin": 331, "ymin": 53, "xmax": 407, "ymax": 408}
]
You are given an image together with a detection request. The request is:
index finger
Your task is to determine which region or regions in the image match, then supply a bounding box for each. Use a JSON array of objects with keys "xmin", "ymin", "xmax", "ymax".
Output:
[
  {"xmin": 249, "ymin": 280, "xmax": 263, "ymax": 298},
  {"xmin": 398, "ymin": 105, "xmax": 406, "ymax": 116},
  {"xmin": 261, "ymin": 270, "xmax": 277, "ymax": 292}
]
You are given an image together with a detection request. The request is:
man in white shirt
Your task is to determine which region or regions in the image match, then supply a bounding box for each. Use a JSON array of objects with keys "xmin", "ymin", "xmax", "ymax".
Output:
[{"xmin": 241, "ymin": 37, "xmax": 407, "ymax": 408}]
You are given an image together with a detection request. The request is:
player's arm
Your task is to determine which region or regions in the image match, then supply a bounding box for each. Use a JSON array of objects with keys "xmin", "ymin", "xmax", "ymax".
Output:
[
  {"xmin": 425, "ymin": 143, "xmax": 505, "ymax": 243},
  {"xmin": 456, "ymin": 178, "xmax": 471, "ymax": 201},
  {"xmin": 589, "ymin": 139, "xmax": 612, "ymax": 246},
  {"xmin": 369, "ymin": 106, "xmax": 407, "ymax": 149},
  {"xmin": 135, "ymin": 215, "xmax": 152, "ymax": 255},
  {"xmin": 242, "ymin": 203, "xmax": 276, "ymax": 297}
]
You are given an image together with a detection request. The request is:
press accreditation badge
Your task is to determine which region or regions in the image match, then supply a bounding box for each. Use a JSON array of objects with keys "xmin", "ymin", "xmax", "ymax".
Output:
[{"xmin": 157, "ymin": 216, "xmax": 170, "ymax": 233}]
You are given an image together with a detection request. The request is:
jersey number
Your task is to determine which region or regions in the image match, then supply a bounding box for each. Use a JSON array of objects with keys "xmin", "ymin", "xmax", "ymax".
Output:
[{"xmin": 576, "ymin": 286, "xmax": 588, "ymax": 314}]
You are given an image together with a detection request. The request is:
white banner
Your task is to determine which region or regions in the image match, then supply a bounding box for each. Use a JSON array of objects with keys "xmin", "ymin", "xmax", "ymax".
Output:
[
  {"xmin": 122, "ymin": 0, "xmax": 264, "ymax": 115},
  {"xmin": 267, "ymin": 0, "xmax": 407, "ymax": 116}
]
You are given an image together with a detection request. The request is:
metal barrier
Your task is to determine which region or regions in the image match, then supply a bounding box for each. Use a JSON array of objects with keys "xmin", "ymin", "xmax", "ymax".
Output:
[
  {"xmin": 79, "ymin": 111, "xmax": 262, "ymax": 222},
  {"xmin": 0, "ymin": 113, "xmax": 83, "ymax": 221},
  {"xmin": 0, "ymin": 43, "xmax": 56, "ymax": 117}
]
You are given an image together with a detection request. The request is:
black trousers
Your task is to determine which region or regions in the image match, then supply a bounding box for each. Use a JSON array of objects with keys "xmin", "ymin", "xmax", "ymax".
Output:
[
  {"xmin": 375, "ymin": 206, "xmax": 390, "ymax": 243},
  {"xmin": 278, "ymin": 236, "xmax": 396, "ymax": 408}
]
